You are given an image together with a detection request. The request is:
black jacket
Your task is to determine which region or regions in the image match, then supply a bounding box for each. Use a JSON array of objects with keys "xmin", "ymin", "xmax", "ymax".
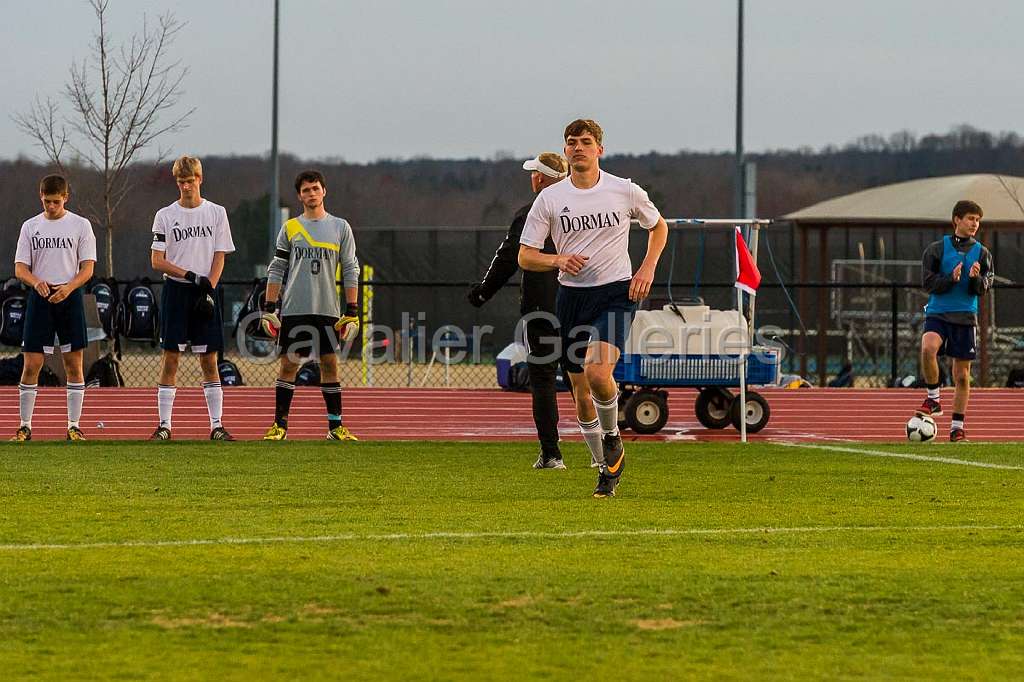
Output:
[
  {"xmin": 472, "ymin": 202, "xmax": 558, "ymax": 315},
  {"xmin": 921, "ymin": 233, "xmax": 994, "ymax": 325}
]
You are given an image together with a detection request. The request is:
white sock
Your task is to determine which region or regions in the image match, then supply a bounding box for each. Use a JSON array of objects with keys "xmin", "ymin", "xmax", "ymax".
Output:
[
  {"xmin": 951, "ymin": 418, "xmax": 964, "ymax": 431},
  {"xmin": 158, "ymin": 384, "xmax": 176, "ymax": 429},
  {"xmin": 19, "ymin": 383, "xmax": 38, "ymax": 427},
  {"xmin": 579, "ymin": 418, "xmax": 603, "ymax": 467},
  {"xmin": 66, "ymin": 382, "xmax": 85, "ymax": 428},
  {"xmin": 592, "ymin": 392, "xmax": 620, "ymax": 435},
  {"xmin": 927, "ymin": 387, "xmax": 940, "ymax": 400},
  {"xmin": 203, "ymin": 381, "xmax": 223, "ymax": 429}
]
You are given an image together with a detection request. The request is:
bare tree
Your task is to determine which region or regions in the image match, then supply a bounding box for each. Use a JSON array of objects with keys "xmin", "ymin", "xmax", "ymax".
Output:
[{"xmin": 13, "ymin": 0, "xmax": 193, "ymax": 277}]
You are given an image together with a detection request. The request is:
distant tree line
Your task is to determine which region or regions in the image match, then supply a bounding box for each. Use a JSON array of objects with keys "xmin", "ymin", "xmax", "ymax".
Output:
[{"xmin": 4, "ymin": 124, "xmax": 1024, "ymax": 279}]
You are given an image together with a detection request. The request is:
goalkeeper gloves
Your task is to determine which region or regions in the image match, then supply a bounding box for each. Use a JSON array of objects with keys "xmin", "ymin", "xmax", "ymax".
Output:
[
  {"xmin": 184, "ymin": 270, "xmax": 213, "ymax": 293},
  {"xmin": 335, "ymin": 303, "xmax": 360, "ymax": 342},
  {"xmin": 260, "ymin": 299, "xmax": 281, "ymax": 338}
]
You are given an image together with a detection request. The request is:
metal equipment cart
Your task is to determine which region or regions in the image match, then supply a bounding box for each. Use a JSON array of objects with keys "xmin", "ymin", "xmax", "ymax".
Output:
[
  {"xmin": 614, "ymin": 347, "xmax": 781, "ymax": 435},
  {"xmin": 613, "ymin": 218, "xmax": 778, "ymax": 436}
]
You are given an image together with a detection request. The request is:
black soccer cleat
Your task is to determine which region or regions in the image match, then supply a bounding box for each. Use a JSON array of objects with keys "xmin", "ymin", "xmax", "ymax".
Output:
[
  {"xmin": 602, "ymin": 433, "xmax": 625, "ymax": 478},
  {"xmin": 66, "ymin": 426, "xmax": 86, "ymax": 441},
  {"xmin": 210, "ymin": 427, "xmax": 235, "ymax": 441},
  {"xmin": 949, "ymin": 428, "xmax": 967, "ymax": 443},
  {"xmin": 593, "ymin": 468, "xmax": 619, "ymax": 498},
  {"xmin": 149, "ymin": 426, "xmax": 172, "ymax": 441},
  {"xmin": 10, "ymin": 425, "xmax": 32, "ymax": 442}
]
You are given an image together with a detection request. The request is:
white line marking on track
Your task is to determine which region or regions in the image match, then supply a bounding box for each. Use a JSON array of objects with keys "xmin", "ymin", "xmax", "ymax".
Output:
[
  {"xmin": 777, "ymin": 441, "xmax": 1024, "ymax": 470},
  {"xmin": 1, "ymin": 524, "xmax": 1020, "ymax": 552}
]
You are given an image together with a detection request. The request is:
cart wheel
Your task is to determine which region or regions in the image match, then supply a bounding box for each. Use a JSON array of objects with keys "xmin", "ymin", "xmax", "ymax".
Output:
[
  {"xmin": 729, "ymin": 391, "xmax": 771, "ymax": 433},
  {"xmin": 624, "ymin": 390, "xmax": 669, "ymax": 435},
  {"xmin": 695, "ymin": 387, "xmax": 732, "ymax": 429}
]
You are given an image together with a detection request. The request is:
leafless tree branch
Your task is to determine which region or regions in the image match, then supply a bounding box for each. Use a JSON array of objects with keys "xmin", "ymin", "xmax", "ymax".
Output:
[
  {"xmin": 11, "ymin": 97, "xmax": 69, "ymax": 175},
  {"xmin": 13, "ymin": 0, "xmax": 192, "ymax": 277}
]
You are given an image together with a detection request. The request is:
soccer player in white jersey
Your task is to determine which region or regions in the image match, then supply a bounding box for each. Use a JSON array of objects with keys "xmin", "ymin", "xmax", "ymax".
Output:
[
  {"xmin": 11, "ymin": 175, "xmax": 97, "ymax": 441},
  {"xmin": 519, "ymin": 119, "xmax": 668, "ymax": 497},
  {"xmin": 149, "ymin": 156, "xmax": 236, "ymax": 441}
]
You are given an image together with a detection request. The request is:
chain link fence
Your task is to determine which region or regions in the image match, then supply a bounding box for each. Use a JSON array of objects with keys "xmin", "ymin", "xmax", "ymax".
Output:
[
  {"xmin": 3, "ymin": 222, "xmax": 1023, "ymax": 388},
  {"xmin": 3, "ymin": 278, "xmax": 1023, "ymax": 388}
]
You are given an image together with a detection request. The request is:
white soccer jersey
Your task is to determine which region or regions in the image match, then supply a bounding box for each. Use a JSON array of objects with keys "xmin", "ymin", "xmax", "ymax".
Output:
[
  {"xmin": 14, "ymin": 211, "xmax": 97, "ymax": 284},
  {"xmin": 151, "ymin": 199, "xmax": 235, "ymax": 282},
  {"xmin": 521, "ymin": 171, "xmax": 661, "ymax": 287}
]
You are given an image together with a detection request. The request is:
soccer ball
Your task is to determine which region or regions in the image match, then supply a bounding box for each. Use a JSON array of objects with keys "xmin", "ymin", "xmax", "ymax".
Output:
[{"xmin": 906, "ymin": 414, "xmax": 937, "ymax": 442}]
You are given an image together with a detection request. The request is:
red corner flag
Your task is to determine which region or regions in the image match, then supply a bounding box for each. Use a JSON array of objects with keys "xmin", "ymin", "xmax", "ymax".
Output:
[{"xmin": 734, "ymin": 226, "xmax": 761, "ymax": 295}]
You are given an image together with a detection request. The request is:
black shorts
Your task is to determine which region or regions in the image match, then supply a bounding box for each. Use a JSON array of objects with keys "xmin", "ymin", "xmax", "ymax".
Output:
[
  {"xmin": 555, "ymin": 280, "xmax": 636, "ymax": 375},
  {"xmin": 22, "ymin": 288, "xmax": 87, "ymax": 354},
  {"xmin": 159, "ymin": 279, "xmax": 224, "ymax": 353},
  {"xmin": 924, "ymin": 316, "xmax": 977, "ymax": 360},
  {"xmin": 278, "ymin": 315, "xmax": 340, "ymax": 359}
]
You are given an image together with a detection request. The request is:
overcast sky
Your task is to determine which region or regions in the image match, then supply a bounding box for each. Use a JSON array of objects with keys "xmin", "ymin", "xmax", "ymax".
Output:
[{"xmin": 4, "ymin": 0, "xmax": 1024, "ymax": 164}]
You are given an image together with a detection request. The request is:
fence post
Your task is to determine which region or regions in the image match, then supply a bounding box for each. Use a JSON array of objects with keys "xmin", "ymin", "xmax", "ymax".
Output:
[
  {"xmin": 890, "ymin": 284, "xmax": 898, "ymax": 387},
  {"xmin": 361, "ymin": 264, "xmax": 374, "ymax": 387},
  {"xmin": 980, "ymin": 290, "xmax": 990, "ymax": 387}
]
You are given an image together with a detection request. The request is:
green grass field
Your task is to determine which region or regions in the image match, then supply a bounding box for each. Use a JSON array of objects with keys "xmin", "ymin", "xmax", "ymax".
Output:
[{"xmin": 2, "ymin": 440, "xmax": 1023, "ymax": 680}]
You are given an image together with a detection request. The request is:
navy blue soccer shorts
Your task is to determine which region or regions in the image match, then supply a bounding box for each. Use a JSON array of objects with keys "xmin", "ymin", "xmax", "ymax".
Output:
[
  {"xmin": 159, "ymin": 279, "xmax": 224, "ymax": 353},
  {"xmin": 555, "ymin": 280, "xmax": 636, "ymax": 375},
  {"xmin": 924, "ymin": 316, "xmax": 977, "ymax": 360},
  {"xmin": 22, "ymin": 288, "xmax": 87, "ymax": 354},
  {"xmin": 277, "ymin": 315, "xmax": 341, "ymax": 359}
]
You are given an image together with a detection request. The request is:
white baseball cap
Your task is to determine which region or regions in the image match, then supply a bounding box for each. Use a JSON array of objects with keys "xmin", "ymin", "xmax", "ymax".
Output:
[{"xmin": 522, "ymin": 153, "xmax": 568, "ymax": 179}]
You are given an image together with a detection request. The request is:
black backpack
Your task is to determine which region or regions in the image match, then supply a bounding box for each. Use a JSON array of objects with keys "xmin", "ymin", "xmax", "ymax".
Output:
[
  {"xmin": 234, "ymin": 277, "xmax": 273, "ymax": 340},
  {"xmin": 0, "ymin": 355, "xmax": 23, "ymax": 384},
  {"xmin": 89, "ymin": 277, "xmax": 119, "ymax": 337},
  {"xmin": 1007, "ymin": 367, "xmax": 1024, "ymax": 388},
  {"xmin": 0, "ymin": 280, "xmax": 29, "ymax": 347},
  {"xmin": 828, "ymin": 363, "xmax": 855, "ymax": 388},
  {"xmin": 38, "ymin": 364, "xmax": 61, "ymax": 386},
  {"xmin": 0, "ymin": 355, "xmax": 59, "ymax": 386},
  {"xmin": 85, "ymin": 353, "xmax": 126, "ymax": 387},
  {"xmin": 295, "ymin": 360, "xmax": 321, "ymax": 386},
  {"xmin": 116, "ymin": 278, "xmax": 159, "ymax": 343},
  {"xmin": 218, "ymin": 359, "xmax": 244, "ymax": 386},
  {"xmin": 1, "ymin": 296, "xmax": 28, "ymax": 347}
]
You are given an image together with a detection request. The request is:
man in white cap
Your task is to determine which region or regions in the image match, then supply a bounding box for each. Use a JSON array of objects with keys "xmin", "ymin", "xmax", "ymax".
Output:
[{"xmin": 468, "ymin": 152, "xmax": 568, "ymax": 469}]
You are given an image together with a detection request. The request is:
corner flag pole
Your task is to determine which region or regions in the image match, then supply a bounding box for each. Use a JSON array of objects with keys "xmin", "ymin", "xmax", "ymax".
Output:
[{"xmin": 737, "ymin": 264, "xmax": 748, "ymax": 444}]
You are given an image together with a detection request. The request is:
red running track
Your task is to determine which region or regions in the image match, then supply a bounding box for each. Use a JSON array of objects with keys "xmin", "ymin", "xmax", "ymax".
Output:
[{"xmin": 1, "ymin": 387, "xmax": 1023, "ymax": 442}]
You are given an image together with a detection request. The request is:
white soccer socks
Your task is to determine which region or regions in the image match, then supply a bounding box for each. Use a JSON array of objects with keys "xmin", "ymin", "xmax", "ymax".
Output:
[
  {"xmin": 18, "ymin": 382, "xmax": 84, "ymax": 430},
  {"xmin": 66, "ymin": 382, "xmax": 85, "ymax": 428},
  {"xmin": 592, "ymin": 391, "xmax": 619, "ymax": 436},
  {"xmin": 158, "ymin": 384, "xmax": 176, "ymax": 429},
  {"xmin": 158, "ymin": 382, "xmax": 222, "ymax": 431},
  {"xmin": 203, "ymin": 381, "xmax": 224, "ymax": 429},
  {"xmin": 578, "ymin": 417, "xmax": 604, "ymax": 468},
  {"xmin": 19, "ymin": 383, "xmax": 38, "ymax": 428}
]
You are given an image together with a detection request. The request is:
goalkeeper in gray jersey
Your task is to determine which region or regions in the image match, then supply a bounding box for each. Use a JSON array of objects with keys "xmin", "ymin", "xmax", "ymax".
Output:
[{"xmin": 261, "ymin": 170, "xmax": 360, "ymax": 441}]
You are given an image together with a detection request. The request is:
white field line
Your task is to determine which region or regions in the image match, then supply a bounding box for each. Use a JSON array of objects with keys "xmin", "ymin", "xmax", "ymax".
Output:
[
  {"xmin": 0, "ymin": 524, "xmax": 1020, "ymax": 553},
  {"xmin": 777, "ymin": 441, "xmax": 1024, "ymax": 470}
]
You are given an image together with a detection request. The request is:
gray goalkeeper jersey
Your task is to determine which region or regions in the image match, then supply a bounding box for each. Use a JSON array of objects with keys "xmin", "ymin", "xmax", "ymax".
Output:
[{"xmin": 267, "ymin": 214, "xmax": 359, "ymax": 318}]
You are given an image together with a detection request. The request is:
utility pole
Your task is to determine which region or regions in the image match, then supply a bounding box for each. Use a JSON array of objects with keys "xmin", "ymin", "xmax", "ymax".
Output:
[
  {"xmin": 734, "ymin": 0, "xmax": 745, "ymax": 219},
  {"xmin": 269, "ymin": 0, "xmax": 281, "ymax": 257}
]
